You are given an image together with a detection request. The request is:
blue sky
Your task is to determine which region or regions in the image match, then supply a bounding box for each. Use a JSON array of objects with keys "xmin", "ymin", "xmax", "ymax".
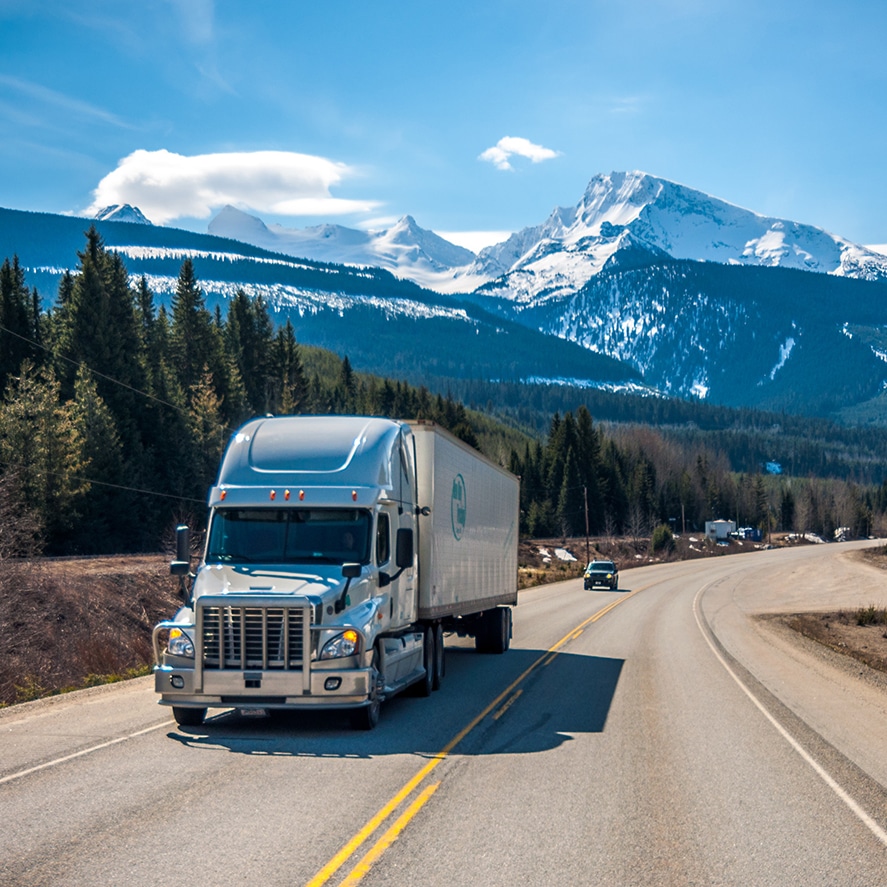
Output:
[{"xmin": 1, "ymin": 0, "xmax": 885, "ymax": 251}]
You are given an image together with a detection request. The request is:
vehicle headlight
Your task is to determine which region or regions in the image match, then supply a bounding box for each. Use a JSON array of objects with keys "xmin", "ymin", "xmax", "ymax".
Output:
[
  {"xmin": 167, "ymin": 628, "xmax": 195, "ymax": 658},
  {"xmin": 320, "ymin": 630, "xmax": 361, "ymax": 660}
]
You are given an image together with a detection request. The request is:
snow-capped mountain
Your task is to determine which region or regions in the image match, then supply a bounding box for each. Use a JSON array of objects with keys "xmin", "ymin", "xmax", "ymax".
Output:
[
  {"xmin": 7, "ymin": 169, "xmax": 887, "ymax": 421},
  {"xmin": 93, "ymin": 204, "xmax": 152, "ymax": 225},
  {"xmin": 469, "ymin": 171, "xmax": 887, "ymax": 305},
  {"xmin": 204, "ymin": 173, "xmax": 887, "ymax": 302},
  {"xmin": 0, "ymin": 204, "xmax": 638, "ymax": 397},
  {"xmin": 207, "ymin": 206, "xmax": 477, "ymax": 291}
]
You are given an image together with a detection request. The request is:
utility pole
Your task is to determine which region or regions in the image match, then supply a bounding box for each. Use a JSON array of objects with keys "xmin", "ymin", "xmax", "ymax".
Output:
[{"xmin": 584, "ymin": 485, "xmax": 590, "ymax": 564}]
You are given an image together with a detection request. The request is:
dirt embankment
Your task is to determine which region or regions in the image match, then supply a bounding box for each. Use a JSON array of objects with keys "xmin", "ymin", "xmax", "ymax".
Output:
[
  {"xmin": 0, "ymin": 555, "xmax": 180, "ymax": 706},
  {"xmin": 767, "ymin": 545, "xmax": 887, "ymax": 675}
]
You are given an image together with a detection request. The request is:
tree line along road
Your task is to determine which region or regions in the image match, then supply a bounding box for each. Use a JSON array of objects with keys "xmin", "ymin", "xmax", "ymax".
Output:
[{"xmin": 2, "ymin": 540, "xmax": 887, "ymax": 886}]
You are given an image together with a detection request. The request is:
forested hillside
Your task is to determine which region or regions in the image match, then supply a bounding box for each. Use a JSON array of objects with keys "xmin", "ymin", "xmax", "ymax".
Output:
[{"xmin": 1, "ymin": 230, "xmax": 886, "ymax": 557}]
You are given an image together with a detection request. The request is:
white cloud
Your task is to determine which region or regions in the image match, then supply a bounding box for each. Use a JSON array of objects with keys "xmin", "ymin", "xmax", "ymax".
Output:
[
  {"xmin": 479, "ymin": 136, "xmax": 561, "ymax": 172},
  {"xmin": 86, "ymin": 149, "xmax": 381, "ymax": 224}
]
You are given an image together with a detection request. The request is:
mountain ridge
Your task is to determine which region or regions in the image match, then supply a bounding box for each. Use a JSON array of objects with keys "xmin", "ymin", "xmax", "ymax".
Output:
[
  {"xmin": 201, "ymin": 171, "xmax": 887, "ymax": 300},
  {"xmin": 4, "ymin": 168, "xmax": 887, "ymax": 422}
]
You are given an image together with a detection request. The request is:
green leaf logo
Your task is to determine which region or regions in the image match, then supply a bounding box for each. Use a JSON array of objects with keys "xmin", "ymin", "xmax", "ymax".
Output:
[{"xmin": 451, "ymin": 474, "xmax": 466, "ymax": 541}]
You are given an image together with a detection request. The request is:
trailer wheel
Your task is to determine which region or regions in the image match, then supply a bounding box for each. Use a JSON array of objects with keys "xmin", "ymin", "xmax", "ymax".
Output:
[
  {"xmin": 351, "ymin": 648, "xmax": 382, "ymax": 730},
  {"xmin": 172, "ymin": 706, "xmax": 206, "ymax": 727},
  {"xmin": 477, "ymin": 608, "xmax": 510, "ymax": 654},
  {"xmin": 432, "ymin": 623, "xmax": 445, "ymax": 690},
  {"xmin": 494, "ymin": 607, "xmax": 512, "ymax": 654}
]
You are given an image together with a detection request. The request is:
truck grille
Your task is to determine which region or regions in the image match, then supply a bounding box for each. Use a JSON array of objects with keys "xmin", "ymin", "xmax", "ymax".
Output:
[{"xmin": 200, "ymin": 604, "xmax": 308, "ymax": 670}]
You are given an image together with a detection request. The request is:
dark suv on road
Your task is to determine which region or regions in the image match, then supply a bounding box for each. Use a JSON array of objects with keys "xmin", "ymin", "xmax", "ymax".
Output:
[{"xmin": 584, "ymin": 559, "xmax": 618, "ymax": 590}]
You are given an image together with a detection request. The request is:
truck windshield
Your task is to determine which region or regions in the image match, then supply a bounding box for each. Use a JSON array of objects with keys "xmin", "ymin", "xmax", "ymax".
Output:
[{"xmin": 205, "ymin": 508, "xmax": 371, "ymax": 566}]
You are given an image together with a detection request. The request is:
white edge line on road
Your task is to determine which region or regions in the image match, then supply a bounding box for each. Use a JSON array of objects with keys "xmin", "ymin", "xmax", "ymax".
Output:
[
  {"xmin": 692, "ymin": 586, "xmax": 887, "ymax": 849},
  {"xmin": 0, "ymin": 719, "xmax": 172, "ymax": 786}
]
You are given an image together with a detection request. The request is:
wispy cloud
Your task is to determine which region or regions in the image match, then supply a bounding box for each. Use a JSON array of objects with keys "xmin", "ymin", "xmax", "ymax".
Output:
[
  {"xmin": 607, "ymin": 95, "xmax": 645, "ymax": 115},
  {"xmin": 479, "ymin": 136, "xmax": 561, "ymax": 172},
  {"xmin": 0, "ymin": 74, "xmax": 131, "ymax": 129},
  {"xmin": 85, "ymin": 149, "xmax": 382, "ymax": 224},
  {"xmin": 168, "ymin": 0, "xmax": 216, "ymax": 46}
]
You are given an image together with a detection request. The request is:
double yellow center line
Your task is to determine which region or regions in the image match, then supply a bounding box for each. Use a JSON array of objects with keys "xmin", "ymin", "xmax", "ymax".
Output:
[{"xmin": 308, "ymin": 585, "xmax": 644, "ymax": 886}]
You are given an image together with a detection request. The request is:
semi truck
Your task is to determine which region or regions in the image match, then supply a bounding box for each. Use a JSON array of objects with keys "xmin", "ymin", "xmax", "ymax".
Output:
[{"xmin": 153, "ymin": 415, "xmax": 519, "ymax": 729}]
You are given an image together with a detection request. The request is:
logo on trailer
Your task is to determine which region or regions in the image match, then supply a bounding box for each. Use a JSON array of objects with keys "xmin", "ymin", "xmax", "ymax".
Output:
[{"xmin": 451, "ymin": 474, "xmax": 466, "ymax": 540}]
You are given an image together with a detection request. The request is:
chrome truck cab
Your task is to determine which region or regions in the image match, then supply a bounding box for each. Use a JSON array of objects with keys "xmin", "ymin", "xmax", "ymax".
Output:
[{"xmin": 154, "ymin": 416, "xmax": 420, "ymax": 730}]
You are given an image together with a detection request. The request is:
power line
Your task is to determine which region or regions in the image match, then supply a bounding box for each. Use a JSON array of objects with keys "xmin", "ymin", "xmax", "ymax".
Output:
[
  {"xmin": 0, "ymin": 322, "xmax": 191, "ymax": 420},
  {"xmin": 0, "ymin": 321, "xmax": 242, "ymax": 447},
  {"xmin": 0, "ymin": 324, "xmax": 227, "ymax": 507},
  {"xmin": 68, "ymin": 474, "xmax": 206, "ymax": 505}
]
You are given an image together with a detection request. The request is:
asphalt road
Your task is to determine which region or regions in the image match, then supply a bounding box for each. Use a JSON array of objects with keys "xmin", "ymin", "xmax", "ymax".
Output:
[{"xmin": 3, "ymin": 540, "xmax": 887, "ymax": 886}]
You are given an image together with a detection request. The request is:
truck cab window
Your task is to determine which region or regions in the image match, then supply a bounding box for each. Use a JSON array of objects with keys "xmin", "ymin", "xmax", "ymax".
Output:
[{"xmin": 376, "ymin": 513, "xmax": 391, "ymax": 565}]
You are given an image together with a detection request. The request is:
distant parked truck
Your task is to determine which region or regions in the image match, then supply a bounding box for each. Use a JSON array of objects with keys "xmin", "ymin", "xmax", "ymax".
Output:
[
  {"xmin": 705, "ymin": 519, "xmax": 736, "ymax": 542},
  {"xmin": 153, "ymin": 416, "xmax": 519, "ymax": 730}
]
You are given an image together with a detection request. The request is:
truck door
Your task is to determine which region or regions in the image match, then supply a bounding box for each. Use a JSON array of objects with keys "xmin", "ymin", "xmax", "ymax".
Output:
[
  {"xmin": 377, "ymin": 504, "xmax": 415, "ymax": 625},
  {"xmin": 384, "ymin": 429, "xmax": 417, "ymax": 625}
]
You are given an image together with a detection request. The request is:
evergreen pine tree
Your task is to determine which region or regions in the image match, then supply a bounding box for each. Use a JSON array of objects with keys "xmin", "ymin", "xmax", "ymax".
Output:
[
  {"xmin": 70, "ymin": 368, "xmax": 127, "ymax": 551},
  {"xmin": 272, "ymin": 319, "xmax": 308, "ymax": 414},
  {"xmin": 170, "ymin": 258, "xmax": 216, "ymax": 398},
  {"xmin": 0, "ymin": 362, "xmax": 87, "ymax": 549},
  {"xmin": 0, "ymin": 256, "xmax": 37, "ymax": 390}
]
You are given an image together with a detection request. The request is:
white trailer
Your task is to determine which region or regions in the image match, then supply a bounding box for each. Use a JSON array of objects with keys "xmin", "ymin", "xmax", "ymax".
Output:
[{"xmin": 153, "ymin": 416, "xmax": 519, "ymax": 730}]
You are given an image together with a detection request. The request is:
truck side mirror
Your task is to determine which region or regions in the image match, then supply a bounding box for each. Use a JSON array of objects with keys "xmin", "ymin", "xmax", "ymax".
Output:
[
  {"xmin": 395, "ymin": 528, "xmax": 414, "ymax": 569},
  {"xmin": 170, "ymin": 525, "xmax": 191, "ymax": 576}
]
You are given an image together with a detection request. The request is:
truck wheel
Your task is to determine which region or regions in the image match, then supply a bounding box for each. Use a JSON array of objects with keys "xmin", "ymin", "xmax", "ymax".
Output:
[
  {"xmin": 351, "ymin": 697, "xmax": 380, "ymax": 730},
  {"xmin": 432, "ymin": 623, "xmax": 445, "ymax": 690},
  {"xmin": 496, "ymin": 607, "xmax": 512, "ymax": 654},
  {"xmin": 351, "ymin": 648, "xmax": 382, "ymax": 730},
  {"xmin": 476, "ymin": 608, "xmax": 510, "ymax": 654},
  {"xmin": 172, "ymin": 706, "xmax": 206, "ymax": 727},
  {"xmin": 409, "ymin": 626, "xmax": 435, "ymax": 697}
]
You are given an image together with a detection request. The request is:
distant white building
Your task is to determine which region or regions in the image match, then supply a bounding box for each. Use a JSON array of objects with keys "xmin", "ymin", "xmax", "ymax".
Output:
[{"xmin": 705, "ymin": 519, "xmax": 736, "ymax": 542}]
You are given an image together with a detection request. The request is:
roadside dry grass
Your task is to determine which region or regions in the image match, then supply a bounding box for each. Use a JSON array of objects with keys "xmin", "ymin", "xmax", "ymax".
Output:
[{"xmin": 0, "ymin": 555, "xmax": 179, "ymax": 706}]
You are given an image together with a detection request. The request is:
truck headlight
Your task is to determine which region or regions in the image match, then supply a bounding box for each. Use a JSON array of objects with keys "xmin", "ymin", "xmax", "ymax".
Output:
[
  {"xmin": 167, "ymin": 628, "xmax": 195, "ymax": 658},
  {"xmin": 320, "ymin": 630, "xmax": 361, "ymax": 660}
]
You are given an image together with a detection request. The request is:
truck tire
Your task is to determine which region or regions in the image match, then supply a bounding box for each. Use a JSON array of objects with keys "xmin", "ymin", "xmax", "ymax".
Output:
[
  {"xmin": 409, "ymin": 625, "xmax": 435, "ymax": 697},
  {"xmin": 172, "ymin": 706, "xmax": 206, "ymax": 727},
  {"xmin": 351, "ymin": 647, "xmax": 382, "ymax": 730},
  {"xmin": 432, "ymin": 622, "xmax": 445, "ymax": 690},
  {"xmin": 476, "ymin": 607, "xmax": 510, "ymax": 654},
  {"xmin": 495, "ymin": 607, "xmax": 512, "ymax": 654}
]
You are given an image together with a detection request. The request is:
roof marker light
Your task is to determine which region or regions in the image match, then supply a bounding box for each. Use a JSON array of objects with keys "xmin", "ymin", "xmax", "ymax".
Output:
[
  {"xmin": 270, "ymin": 490, "xmax": 276, "ymax": 501},
  {"xmin": 284, "ymin": 489, "xmax": 291, "ymax": 501},
  {"xmin": 352, "ymin": 490, "xmax": 358, "ymax": 501},
  {"xmin": 220, "ymin": 490, "xmax": 227, "ymax": 501},
  {"xmin": 299, "ymin": 490, "xmax": 305, "ymax": 501}
]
